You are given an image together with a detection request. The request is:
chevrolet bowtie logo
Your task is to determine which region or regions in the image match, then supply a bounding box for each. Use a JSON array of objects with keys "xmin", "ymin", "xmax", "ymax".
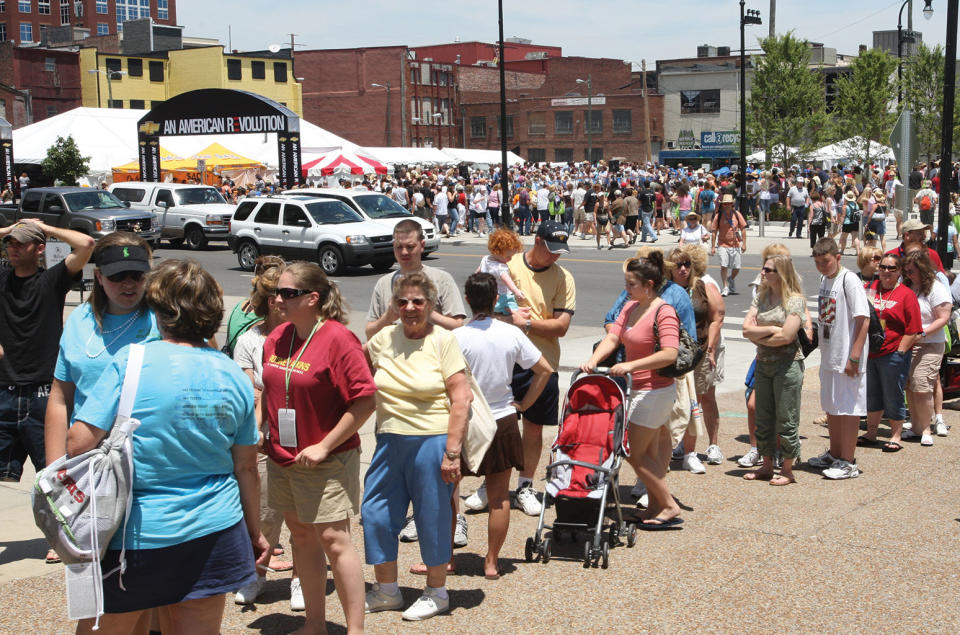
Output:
[{"xmin": 138, "ymin": 121, "xmax": 161, "ymax": 135}]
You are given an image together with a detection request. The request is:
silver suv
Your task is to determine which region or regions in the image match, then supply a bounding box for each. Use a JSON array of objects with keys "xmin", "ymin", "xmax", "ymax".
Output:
[{"xmin": 227, "ymin": 195, "xmax": 394, "ymax": 275}]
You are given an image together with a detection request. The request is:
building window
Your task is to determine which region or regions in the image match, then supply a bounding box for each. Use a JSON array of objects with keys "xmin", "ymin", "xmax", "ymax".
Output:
[
  {"xmin": 127, "ymin": 58, "xmax": 142, "ymax": 77},
  {"xmin": 74, "ymin": 0, "xmax": 82, "ymax": 16},
  {"xmin": 96, "ymin": 22, "xmax": 107, "ymax": 34},
  {"xmin": 613, "ymin": 109, "xmax": 632, "ymax": 133},
  {"xmin": 129, "ymin": 99, "xmax": 144, "ymax": 109},
  {"xmin": 46, "ymin": 105, "xmax": 56, "ymax": 117},
  {"xmin": 554, "ymin": 111, "xmax": 573, "ymax": 135},
  {"xmin": 148, "ymin": 60, "xmax": 163, "ymax": 82},
  {"xmin": 157, "ymin": 0, "xmax": 167, "ymax": 19},
  {"xmin": 470, "ymin": 117, "xmax": 486, "ymax": 139},
  {"xmin": 251, "ymin": 60, "xmax": 265, "ymax": 79},
  {"xmin": 584, "ymin": 147, "xmax": 603, "ymax": 162},
  {"xmin": 18, "ymin": 0, "xmax": 28, "ymax": 12},
  {"xmin": 226, "ymin": 59, "xmax": 242, "ymax": 80},
  {"xmin": 105, "ymin": 58, "xmax": 122, "ymax": 76},
  {"xmin": 19, "ymin": 21, "xmax": 31, "ymax": 42},
  {"xmin": 0, "ymin": 1, "xmax": 5, "ymax": 12},
  {"xmin": 584, "ymin": 110, "xmax": 602, "ymax": 134},
  {"xmin": 680, "ymin": 89, "xmax": 721, "ymax": 114},
  {"xmin": 95, "ymin": 0, "xmax": 106, "ymax": 13},
  {"xmin": 496, "ymin": 115, "xmax": 514, "ymax": 139},
  {"xmin": 273, "ymin": 62, "xmax": 287, "ymax": 83},
  {"xmin": 528, "ymin": 111, "xmax": 545, "ymax": 135},
  {"xmin": 108, "ymin": 99, "xmax": 123, "ymax": 108},
  {"xmin": 44, "ymin": 56, "xmax": 54, "ymax": 71},
  {"xmin": 0, "ymin": 24, "xmax": 6, "ymax": 41},
  {"xmin": 59, "ymin": 0, "xmax": 66, "ymax": 24},
  {"xmin": 554, "ymin": 148, "xmax": 573, "ymax": 163},
  {"xmin": 37, "ymin": 0, "xmax": 47, "ymax": 13},
  {"xmin": 527, "ymin": 148, "xmax": 546, "ymax": 163}
]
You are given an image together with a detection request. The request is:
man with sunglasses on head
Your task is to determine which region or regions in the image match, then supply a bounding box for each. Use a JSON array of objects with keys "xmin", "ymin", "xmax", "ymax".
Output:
[
  {"xmin": 710, "ymin": 193, "xmax": 747, "ymax": 297},
  {"xmin": 0, "ymin": 219, "xmax": 93, "ymax": 483}
]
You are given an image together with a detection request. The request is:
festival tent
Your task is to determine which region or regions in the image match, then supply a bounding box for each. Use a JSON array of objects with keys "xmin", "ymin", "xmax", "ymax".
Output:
[
  {"xmin": 746, "ymin": 145, "xmax": 799, "ymax": 165},
  {"xmin": 360, "ymin": 146, "xmax": 455, "ymax": 167},
  {"xmin": 301, "ymin": 150, "xmax": 388, "ymax": 178},
  {"xmin": 810, "ymin": 137, "xmax": 895, "ymax": 165},
  {"xmin": 440, "ymin": 147, "xmax": 524, "ymax": 166}
]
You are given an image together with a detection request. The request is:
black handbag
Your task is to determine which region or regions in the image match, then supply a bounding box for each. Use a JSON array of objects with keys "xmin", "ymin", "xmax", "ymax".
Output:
[
  {"xmin": 796, "ymin": 325, "xmax": 819, "ymax": 358},
  {"xmin": 652, "ymin": 304, "xmax": 704, "ymax": 378}
]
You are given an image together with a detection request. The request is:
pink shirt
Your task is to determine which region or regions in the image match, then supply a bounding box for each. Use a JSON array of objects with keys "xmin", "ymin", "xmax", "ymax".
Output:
[{"xmin": 611, "ymin": 300, "xmax": 680, "ymax": 390}]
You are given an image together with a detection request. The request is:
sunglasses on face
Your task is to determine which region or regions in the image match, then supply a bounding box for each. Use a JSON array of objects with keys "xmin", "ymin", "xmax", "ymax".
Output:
[
  {"xmin": 871, "ymin": 255, "xmax": 882, "ymax": 261},
  {"xmin": 878, "ymin": 264, "xmax": 899, "ymax": 272},
  {"xmin": 395, "ymin": 297, "xmax": 427, "ymax": 308},
  {"xmin": 275, "ymin": 288, "xmax": 311, "ymax": 299},
  {"xmin": 761, "ymin": 266, "xmax": 777, "ymax": 274},
  {"xmin": 105, "ymin": 270, "xmax": 146, "ymax": 283},
  {"xmin": 674, "ymin": 261, "xmax": 692, "ymax": 269}
]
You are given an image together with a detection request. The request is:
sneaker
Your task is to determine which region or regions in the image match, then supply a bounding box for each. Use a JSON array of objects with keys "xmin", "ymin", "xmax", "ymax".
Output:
[
  {"xmin": 902, "ymin": 420, "xmax": 913, "ymax": 431},
  {"xmin": 706, "ymin": 444, "xmax": 724, "ymax": 465},
  {"xmin": 682, "ymin": 452, "xmax": 707, "ymax": 474},
  {"xmin": 365, "ymin": 582, "xmax": 403, "ymax": 614},
  {"xmin": 721, "ymin": 286, "xmax": 730, "ymax": 297},
  {"xmin": 807, "ymin": 450, "xmax": 837, "ymax": 468},
  {"xmin": 920, "ymin": 433, "xmax": 934, "ymax": 446},
  {"xmin": 671, "ymin": 441, "xmax": 685, "ymax": 461},
  {"xmin": 234, "ymin": 575, "xmax": 265, "ymax": 605},
  {"xmin": 453, "ymin": 513, "xmax": 468, "ymax": 548},
  {"xmin": 728, "ymin": 278, "xmax": 736, "ymax": 294},
  {"xmin": 737, "ymin": 447, "xmax": 761, "ymax": 467},
  {"xmin": 822, "ymin": 460, "xmax": 860, "ymax": 480},
  {"xmin": 399, "ymin": 515, "xmax": 418, "ymax": 542},
  {"xmin": 290, "ymin": 577, "xmax": 305, "ymax": 611},
  {"xmin": 402, "ymin": 588, "xmax": 450, "ymax": 621},
  {"xmin": 935, "ymin": 420, "xmax": 949, "ymax": 437},
  {"xmin": 515, "ymin": 485, "xmax": 543, "ymax": 516},
  {"xmin": 463, "ymin": 484, "xmax": 488, "ymax": 511}
]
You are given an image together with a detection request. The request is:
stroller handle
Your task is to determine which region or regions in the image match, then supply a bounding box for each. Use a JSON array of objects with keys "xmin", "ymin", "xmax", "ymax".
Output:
[{"xmin": 571, "ymin": 367, "xmax": 633, "ymax": 394}]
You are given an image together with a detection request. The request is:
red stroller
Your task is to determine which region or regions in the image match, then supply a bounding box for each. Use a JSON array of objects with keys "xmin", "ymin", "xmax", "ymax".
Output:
[{"xmin": 525, "ymin": 370, "xmax": 637, "ymax": 568}]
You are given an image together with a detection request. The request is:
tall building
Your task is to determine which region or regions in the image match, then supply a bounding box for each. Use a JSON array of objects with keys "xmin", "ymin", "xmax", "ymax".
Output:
[{"xmin": 0, "ymin": 0, "xmax": 176, "ymax": 45}]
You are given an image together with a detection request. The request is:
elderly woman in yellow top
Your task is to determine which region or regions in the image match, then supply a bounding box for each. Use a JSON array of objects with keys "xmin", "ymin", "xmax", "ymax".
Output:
[{"xmin": 362, "ymin": 271, "xmax": 471, "ymax": 622}]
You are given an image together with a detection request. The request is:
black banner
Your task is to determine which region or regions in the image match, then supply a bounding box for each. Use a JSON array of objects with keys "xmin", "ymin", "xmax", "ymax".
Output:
[
  {"xmin": 0, "ymin": 117, "xmax": 12, "ymax": 193},
  {"xmin": 277, "ymin": 133, "xmax": 303, "ymax": 189}
]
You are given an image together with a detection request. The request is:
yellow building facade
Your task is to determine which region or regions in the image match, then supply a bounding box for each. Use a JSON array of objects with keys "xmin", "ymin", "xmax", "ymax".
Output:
[{"xmin": 79, "ymin": 46, "xmax": 303, "ymax": 115}]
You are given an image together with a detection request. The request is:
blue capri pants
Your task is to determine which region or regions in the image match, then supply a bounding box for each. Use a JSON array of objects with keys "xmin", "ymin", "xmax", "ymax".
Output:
[{"xmin": 361, "ymin": 433, "xmax": 453, "ymax": 567}]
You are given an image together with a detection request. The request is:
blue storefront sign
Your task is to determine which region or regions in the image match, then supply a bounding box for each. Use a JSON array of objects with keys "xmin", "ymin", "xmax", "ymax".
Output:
[{"xmin": 701, "ymin": 130, "xmax": 740, "ymax": 148}]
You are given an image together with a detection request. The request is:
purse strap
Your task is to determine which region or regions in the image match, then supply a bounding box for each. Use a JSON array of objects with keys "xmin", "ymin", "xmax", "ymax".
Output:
[{"xmin": 117, "ymin": 344, "xmax": 145, "ymax": 421}]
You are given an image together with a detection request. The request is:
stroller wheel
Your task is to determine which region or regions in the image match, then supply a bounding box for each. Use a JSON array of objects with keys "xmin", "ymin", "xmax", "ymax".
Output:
[
  {"xmin": 524, "ymin": 537, "xmax": 535, "ymax": 563},
  {"xmin": 541, "ymin": 536, "xmax": 552, "ymax": 563},
  {"xmin": 583, "ymin": 540, "xmax": 592, "ymax": 568},
  {"xmin": 626, "ymin": 523, "xmax": 638, "ymax": 548},
  {"xmin": 601, "ymin": 541, "xmax": 610, "ymax": 569}
]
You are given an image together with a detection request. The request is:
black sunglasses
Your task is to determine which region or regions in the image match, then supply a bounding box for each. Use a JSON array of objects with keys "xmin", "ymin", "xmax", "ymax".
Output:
[
  {"xmin": 395, "ymin": 297, "xmax": 427, "ymax": 308},
  {"xmin": 674, "ymin": 261, "xmax": 692, "ymax": 269},
  {"xmin": 878, "ymin": 264, "xmax": 899, "ymax": 271},
  {"xmin": 106, "ymin": 270, "xmax": 146, "ymax": 283},
  {"xmin": 761, "ymin": 266, "xmax": 777, "ymax": 274},
  {"xmin": 275, "ymin": 288, "xmax": 312, "ymax": 299}
]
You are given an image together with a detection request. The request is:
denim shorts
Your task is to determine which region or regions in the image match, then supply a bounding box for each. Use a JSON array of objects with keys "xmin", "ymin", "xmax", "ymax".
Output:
[
  {"xmin": 0, "ymin": 383, "xmax": 50, "ymax": 482},
  {"xmin": 867, "ymin": 350, "xmax": 911, "ymax": 420},
  {"xmin": 511, "ymin": 366, "xmax": 560, "ymax": 426}
]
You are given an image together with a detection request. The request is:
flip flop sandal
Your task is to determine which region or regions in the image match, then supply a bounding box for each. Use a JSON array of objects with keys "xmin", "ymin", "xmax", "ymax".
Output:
[
  {"xmin": 638, "ymin": 517, "xmax": 684, "ymax": 531},
  {"xmin": 45, "ymin": 550, "xmax": 61, "ymax": 564},
  {"xmin": 769, "ymin": 475, "xmax": 796, "ymax": 486},
  {"xmin": 743, "ymin": 471, "xmax": 774, "ymax": 481},
  {"xmin": 857, "ymin": 435, "xmax": 879, "ymax": 447},
  {"xmin": 882, "ymin": 442, "xmax": 903, "ymax": 452}
]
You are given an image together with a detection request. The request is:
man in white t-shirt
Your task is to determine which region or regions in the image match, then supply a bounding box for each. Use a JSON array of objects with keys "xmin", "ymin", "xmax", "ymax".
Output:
[{"xmin": 810, "ymin": 238, "xmax": 870, "ymax": 480}]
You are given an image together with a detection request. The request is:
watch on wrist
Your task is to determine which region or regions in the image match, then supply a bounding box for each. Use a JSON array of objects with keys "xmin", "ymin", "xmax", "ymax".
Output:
[
  {"xmin": 524, "ymin": 319, "xmax": 532, "ymax": 334},
  {"xmin": 444, "ymin": 450, "xmax": 460, "ymax": 460}
]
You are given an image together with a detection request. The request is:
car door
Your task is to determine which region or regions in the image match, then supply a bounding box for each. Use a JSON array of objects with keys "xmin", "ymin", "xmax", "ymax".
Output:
[
  {"xmin": 154, "ymin": 188, "xmax": 178, "ymax": 238},
  {"xmin": 251, "ymin": 201, "xmax": 283, "ymax": 255},
  {"xmin": 280, "ymin": 203, "xmax": 314, "ymax": 260}
]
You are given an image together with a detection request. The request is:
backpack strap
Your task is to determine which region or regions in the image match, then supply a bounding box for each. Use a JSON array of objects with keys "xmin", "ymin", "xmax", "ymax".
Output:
[{"xmin": 116, "ymin": 344, "xmax": 144, "ymax": 421}]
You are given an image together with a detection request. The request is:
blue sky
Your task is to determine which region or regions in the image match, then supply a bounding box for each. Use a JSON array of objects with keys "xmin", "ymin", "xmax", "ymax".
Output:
[{"xmin": 178, "ymin": 0, "xmax": 951, "ymax": 61}]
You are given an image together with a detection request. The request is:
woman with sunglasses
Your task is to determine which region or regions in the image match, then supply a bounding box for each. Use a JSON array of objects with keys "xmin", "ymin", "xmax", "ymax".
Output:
[
  {"xmin": 678, "ymin": 212, "xmax": 711, "ymax": 246},
  {"xmin": 742, "ymin": 255, "xmax": 806, "ymax": 485},
  {"xmin": 45, "ymin": 233, "xmax": 159, "ymax": 564},
  {"xmin": 261, "ymin": 262, "xmax": 375, "ymax": 633},
  {"xmin": 856, "ymin": 247, "xmax": 882, "ymax": 284},
  {"xmin": 858, "ymin": 254, "xmax": 922, "ymax": 452}
]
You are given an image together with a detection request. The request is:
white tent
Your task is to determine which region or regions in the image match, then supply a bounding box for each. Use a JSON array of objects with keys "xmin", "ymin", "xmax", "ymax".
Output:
[
  {"xmin": 811, "ymin": 136, "xmax": 895, "ymax": 165},
  {"xmin": 360, "ymin": 146, "xmax": 455, "ymax": 167},
  {"xmin": 12, "ymin": 107, "xmax": 358, "ymax": 178},
  {"xmin": 440, "ymin": 147, "xmax": 525, "ymax": 166},
  {"xmin": 746, "ymin": 145, "xmax": 799, "ymax": 165}
]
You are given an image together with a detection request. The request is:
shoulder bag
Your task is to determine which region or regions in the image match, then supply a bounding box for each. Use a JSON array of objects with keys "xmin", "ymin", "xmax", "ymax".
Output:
[{"xmin": 652, "ymin": 303, "xmax": 704, "ymax": 378}]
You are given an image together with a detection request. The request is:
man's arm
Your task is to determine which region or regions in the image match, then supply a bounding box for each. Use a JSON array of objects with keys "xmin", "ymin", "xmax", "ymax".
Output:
[
  {"xmin": 430, "ymin": 311, "xmax": 465, "ymax": 331},
  {"xmin": 20, "ymin": 219, "xmax": 95, "ymax": 275},
  {"xmin": 510, "ymin": 308, "xmax": 572, "ymax": 338}
]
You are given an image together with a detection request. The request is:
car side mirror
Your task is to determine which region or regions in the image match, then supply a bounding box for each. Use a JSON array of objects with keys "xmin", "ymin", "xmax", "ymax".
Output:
[
  {"xmin": 123, "ymin": 201, "xmax": 130, "ymax": 208},
  {"xmin": 47, "ymin": 204, "xmax": 63, "ymax": 213},
  {"xmin": 297, "ymin": 217, "xmax": 311, "ymax": 227},
  {"xmin": 156, "ymin": 201, "xmax": 167, "ymax": 209}
]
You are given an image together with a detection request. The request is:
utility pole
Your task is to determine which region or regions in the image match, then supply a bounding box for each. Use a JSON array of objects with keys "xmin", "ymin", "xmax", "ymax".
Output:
[
  {"xmin": 768, "ymin": 0, "xmax": 775, "ymax": 38},
  {"xmin": 576, "ymin": 75, "xmax": 593, "ymax": 162},
  {"xmin": 642, "ymin": 60, "xmax": 652, "ymax": 165},
  {"xmin": 497, "ymin": 0, "xmax": 511, "ymax": 227},
  {"xmin": 935, "ymin": 0, "xmax": 957, "ymax": 263}
]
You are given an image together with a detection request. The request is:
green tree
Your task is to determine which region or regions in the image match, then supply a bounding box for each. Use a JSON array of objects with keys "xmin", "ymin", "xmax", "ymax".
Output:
[
  {"xmin": 832, "ymin": 48, "xmax": 898, "ymax": 180},
  {"xmin": 747, "ymin": 32, "xmax": 829, "ymax": 168},
  {"xmin": 898, "ymin": 43, "xmax": 954, "ymax": 161},
  {"xmin": 40, "ymin": 135, "xmax": 90, "ymax": 186}
]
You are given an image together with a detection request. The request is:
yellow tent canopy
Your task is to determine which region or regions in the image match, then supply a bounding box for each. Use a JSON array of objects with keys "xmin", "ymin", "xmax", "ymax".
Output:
[
  {"xmin": 111, "ymin": 142, "xmax": 266, "ymax": 184},
  {"xmin": 112, "ymin": 146, "xmax": 187, "ymax": 173},
  {"xmin": 189, "ymin": 142, "xmax": 264, "ymax": 170}
]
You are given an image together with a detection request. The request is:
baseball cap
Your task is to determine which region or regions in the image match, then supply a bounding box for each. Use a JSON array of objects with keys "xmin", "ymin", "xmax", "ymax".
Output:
[
  {"xmin": 901, "ymin": 218, "xmax": 931, "ymax": 233},
  {"xmin": 96, "ymin": 244, "xmax": 151, "ymax": 277},
  {"xmin": 536, "ymin": 220, "xmax": 570, "ymax": 254},
  {"xmin": 4, "ymin": 222, "xmax": 45, "ymax": 245}
]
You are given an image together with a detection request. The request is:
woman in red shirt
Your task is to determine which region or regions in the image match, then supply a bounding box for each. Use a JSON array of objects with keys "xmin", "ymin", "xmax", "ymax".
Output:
[
  {"xmin": 261, "ymin": 262, "xmax": 376, "ymax": 634},
  {"xmin": 581, "ymin": 252, "xmax": 682, "ymax": 529}
]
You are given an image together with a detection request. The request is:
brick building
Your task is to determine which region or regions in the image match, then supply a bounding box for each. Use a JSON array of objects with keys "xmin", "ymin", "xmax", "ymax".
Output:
[
  {"xmin": 0, "ymin": 41, "xmax": 82, "ymax": 126},
  {"xmin": 0, "ymin": 0, "xmax": 176, "ymax": 45}
]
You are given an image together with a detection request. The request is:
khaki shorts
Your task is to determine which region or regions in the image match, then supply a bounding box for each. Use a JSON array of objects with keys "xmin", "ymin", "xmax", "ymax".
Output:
[
  {"xmin": 909, "ymin": 341, "xmax": 945, "ymax": 392},
  {"xmin": 666, "ymin": 372, "xmax": 706, "ymax": 445},
  {"xmin": 584, "ymin": 212, "xmax": 595, "ymax": 222},
  {"xmin": 267, "ymin": 448, "xmax": 361, "ymax": 524},
  {"xmin": 693, "ymin": 343, "xmax": 725, "ymax": 395}
]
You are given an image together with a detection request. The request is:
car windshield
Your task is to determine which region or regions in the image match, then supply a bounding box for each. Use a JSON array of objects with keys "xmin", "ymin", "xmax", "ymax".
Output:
[
  {"xmin": 304, "ymin": 200, "xmax": 364, "ymax": 224},
  {"xmin": 176, "ymin": 188, "xmax": 227, "ymax": 205},
  {"xmin": 63, "ymin": 190, "xmax": 126, "ymax": 211},
  {"xmin": 352, "ymin": 194, "xmax": 412, "ymax": 219}
]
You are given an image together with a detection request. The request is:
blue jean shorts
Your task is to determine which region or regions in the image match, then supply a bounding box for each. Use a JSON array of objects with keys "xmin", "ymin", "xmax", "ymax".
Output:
[{"xmin": 866, "ymin": 350, "xmax": 911, "ymax": 420}]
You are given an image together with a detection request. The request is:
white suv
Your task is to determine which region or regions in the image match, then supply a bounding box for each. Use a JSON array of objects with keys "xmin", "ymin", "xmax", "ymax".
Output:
[
  {"xmin": 228, "ymin": 195, "xmax": 394, "ymax": 275},
  {"xmin": 281, "ymin": 188, "xmax": 439, "ymax": 255}
]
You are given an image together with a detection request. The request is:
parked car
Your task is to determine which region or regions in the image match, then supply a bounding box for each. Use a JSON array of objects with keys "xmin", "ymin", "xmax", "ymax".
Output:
[
  {"xmin": 227, "ymin": 195, "xmax": 395, "ymax": 275},
  {"xmin": 0, "ymin": 187, "xmax": 159, "ymax": 242},
  {"xmin": 281, "ymin": 187, "xmax": 440, "ymax": 254},
  {"xmin": 108, "ymin": 181, "xmax": 234, "ymax": 249}
]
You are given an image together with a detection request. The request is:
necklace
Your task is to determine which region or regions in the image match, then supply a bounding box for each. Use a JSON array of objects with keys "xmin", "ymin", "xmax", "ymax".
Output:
[{"xmin": 85, "ymin": 310, "xmax": 143, "ymax": 358}]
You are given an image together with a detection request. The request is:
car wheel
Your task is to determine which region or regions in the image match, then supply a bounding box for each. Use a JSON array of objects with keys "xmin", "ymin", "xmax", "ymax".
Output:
[
  {"xmin": 184, "ymin": 226, "xmax": 207, "ymax": 250},
  {"xmin": 318, "ymin": 245, "xmax": 345, "ymax": 276},
  {"xmin": 168, "ymin": 237, "xmax": 184, "ymax": 248},
  {"xmin": 237, "ymin": 241, "xmax": 260, "ymax": 271}
]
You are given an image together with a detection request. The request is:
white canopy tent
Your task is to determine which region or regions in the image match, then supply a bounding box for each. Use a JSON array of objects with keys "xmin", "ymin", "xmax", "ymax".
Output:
[
  {"xmin": 440, "ymin": 147, "xmax": 525, "ymax": 166},
  {"xmin": 811, "ymin": 136, "xmax": 895, "ymax": 166},
  {"xmin": 746, "ymin": 145, "xmax": 799, "ymax": 165},
  {"xmin": 360, "ymin": 146, "xmax": 455, "ymax": 167}
]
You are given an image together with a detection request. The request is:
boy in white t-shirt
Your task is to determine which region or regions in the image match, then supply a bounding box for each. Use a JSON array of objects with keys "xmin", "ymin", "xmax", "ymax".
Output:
[{"xmin": 810, "ymin": 238, "xmax": 870, "ymax": 480}]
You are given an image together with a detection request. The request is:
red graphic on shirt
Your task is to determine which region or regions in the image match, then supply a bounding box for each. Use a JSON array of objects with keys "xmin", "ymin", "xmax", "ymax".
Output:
[{"xmin": 819, "ymin": 295, "xmax": 837, "ymax": 328}]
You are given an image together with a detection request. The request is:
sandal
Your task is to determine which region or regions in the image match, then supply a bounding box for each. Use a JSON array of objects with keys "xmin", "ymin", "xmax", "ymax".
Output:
[
  {"xmin": 856, "ymin": 435, "xmax": 878, "ymax": 447},
  {"xmin": 743, "ymin": 471, "xmax": 773, "ymax": 481},
  {"xmin": 769, "ymin": 474, "xmax": 796, "ymax": 486},
  {"xmin": 45, "ymin": 549, "xmax": 61, "ymax": 564},
  {"xmin": 410, "ymin": 562, "xmax": 456, "ymax": 576},
  {"xmin": 881, "ymin": 441, "xmax": 903, "ymax": 452}
]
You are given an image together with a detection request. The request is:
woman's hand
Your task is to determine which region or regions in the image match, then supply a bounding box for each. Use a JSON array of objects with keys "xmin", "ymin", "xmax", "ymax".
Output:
[
  {"xmin": 608, "ymin": 361, "xmax": 632, "ymax": 377},
  {"xmin": 440, "ymin": 454, "xmax": 461, "ymax": 484},
  {"xmin": 579, "ymin": 359, "xmax": 597, "ymax": 374},
  {"xmin": 294, "ymin": 443, "xmax": 329, "ymax": 467}
]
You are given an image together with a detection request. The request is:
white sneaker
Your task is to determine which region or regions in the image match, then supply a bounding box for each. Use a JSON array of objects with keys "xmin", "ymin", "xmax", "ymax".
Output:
[
  {"xmin": 463, "ymin": 484, "xmax": 488, "ymax": 511},
  {"xmin": 365, "ymin": 582, "xmax": 403, "ymax": 613},
  {"xmin": 902, "ymin": 420, "xmax": 913, "ymax": 431},
  {"xmin": 935, "ymin": 420, "xmax": 949, "ymax": 437},
  {"xmin": 721, "ymin": 286, "xmax": 730, "ymax": 297},
  {"xmin": 682, "ymin": 452, "xmax": 706, "ymax": 474},
  {"xmin": 807, "ymin": 450, "xmax": 837, "ymax": 468},
  {"xmin": 515, "ymin": 485, "xmax": 543, "ymax": 516},
  {"xmin": 706, "ymin": 444, "xmax": 724, "ymax": 465},
  {"xmin": 921, "ymin": 433, "xmax": 934, "ymax": 446},
  {"xmin": 234, "ymin": 575, "xmax": 265, "ymax": 605},
  {"xmin": 402, "ymin": 588, "xmax": 449, "ymax": 621},
  {"xmin": 737, "ymin": 447, "xmax": 761, "ymax": 467},
  {"xmin": 822, "ymin": 460, "xmax": 860, "ymax": 480},
  {"xmin": 399, "ymin": 515, "xmax": 418, "ymax": 542},
  {"xmin": 453, "ymin": 513, "xmax": 468, "ymax": 548},
  {"xmin": 728, "ymin": 278, "xmax": 736, "ymax": 294},
  {"xmin": 290, "ymin": 577, "xmax": 304, "ymax": 611}
]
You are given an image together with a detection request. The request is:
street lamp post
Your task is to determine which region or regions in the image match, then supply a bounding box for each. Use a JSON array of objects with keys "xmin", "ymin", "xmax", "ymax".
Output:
[
  {"xmin": 370, "ymin": 82, "xmax": 392, "ymax": 146},
  {"xmin": 497, "ymin": 0, "xmax": 511, "ymax": 228},
  {"xmin": 935, "ymin": 0, "xmax": 957, "ymax": 263},
  {"xmin": 88, "ymin": 68, "xmax": 127, "ymax": 108},
  {"xmin": 898, "ymin": 0, "xmax": 934, "ymax": 104},
  {"xmin": 740, "ymin": 2, "xmax": 762, "ymax": 230},
  {"xmin": 576, "ymin": 75, "xmax": 593, "ymax": 163},
  {"xmin": 431, "ymin": 112, "xmax": 443, "ymax": 149}
]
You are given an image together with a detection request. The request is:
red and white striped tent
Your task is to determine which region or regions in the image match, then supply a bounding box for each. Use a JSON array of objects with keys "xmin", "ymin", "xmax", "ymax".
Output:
[{"xmin": 301, "ymin": 150, "xmax": 388, "ymax": 178}]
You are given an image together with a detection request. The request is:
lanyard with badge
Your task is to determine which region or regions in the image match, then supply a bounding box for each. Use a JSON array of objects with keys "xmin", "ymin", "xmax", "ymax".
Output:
[{"xmin": 278, "ymin": 320, "xmax": 321, "ymax": 448}]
